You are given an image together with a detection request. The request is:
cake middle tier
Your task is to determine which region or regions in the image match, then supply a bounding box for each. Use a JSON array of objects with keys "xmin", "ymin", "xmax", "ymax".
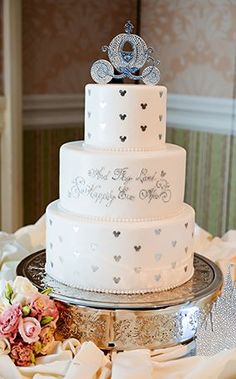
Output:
[{"xmin": 60, "ymin": 141, "xmax": 186, "ymax": 220}]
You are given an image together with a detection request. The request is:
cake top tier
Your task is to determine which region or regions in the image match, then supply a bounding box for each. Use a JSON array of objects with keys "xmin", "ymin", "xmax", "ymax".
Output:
[
  {"xmin": 85, "ymin": 21, "xmax": 165, "ymax": 151},
  {"xmin": 84, "ymin": 83, "xmax": 167, "ymax": 151}
]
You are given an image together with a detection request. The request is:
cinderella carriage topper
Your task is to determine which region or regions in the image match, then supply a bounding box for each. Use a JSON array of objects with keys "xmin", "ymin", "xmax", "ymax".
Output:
[{"xmin": 91, "ymin": 20, "xmax": 161, "ymax": 85}]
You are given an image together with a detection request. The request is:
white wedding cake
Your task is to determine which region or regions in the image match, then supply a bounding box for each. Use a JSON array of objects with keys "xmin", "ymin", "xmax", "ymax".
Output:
[{"xmin": 45, "ymin": 22, "xmax": 195, "ymax": 294}]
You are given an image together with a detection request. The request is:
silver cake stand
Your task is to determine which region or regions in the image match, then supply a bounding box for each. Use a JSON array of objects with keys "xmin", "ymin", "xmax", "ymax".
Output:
[{"xmin": 17, "ymin": 251, "xmax": 223, "ymax": 352}]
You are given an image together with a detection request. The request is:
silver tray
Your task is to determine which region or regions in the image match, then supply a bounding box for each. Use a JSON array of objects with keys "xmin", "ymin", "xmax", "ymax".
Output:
[{"xmin": 17, "ymin": 251, "xmax": 223, "ymax": 350}]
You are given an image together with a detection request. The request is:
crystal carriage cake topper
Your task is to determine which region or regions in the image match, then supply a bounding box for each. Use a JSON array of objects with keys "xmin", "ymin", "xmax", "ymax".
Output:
[{"xmin": 91, "ymin": 20, "xmax": 160, "ymax": 85}]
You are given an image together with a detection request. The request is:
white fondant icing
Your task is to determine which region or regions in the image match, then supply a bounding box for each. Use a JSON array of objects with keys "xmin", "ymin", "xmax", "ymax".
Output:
[
  {"xmin": 45, "ymin": 82, "xmax": 196, "ymax": 293},
  {"xmin": 46, "ymin": 201, "xmax": 195, "ymax": 293},
  {"xmin": 59, "ymin": 142, "xmax": 186, "ymax": 220},
  {"xmin": 84, "ymin": 84, "xmax": 167, "ymax": 150}
]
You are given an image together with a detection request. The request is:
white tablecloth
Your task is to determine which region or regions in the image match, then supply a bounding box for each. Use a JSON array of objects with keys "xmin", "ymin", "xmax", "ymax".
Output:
[{"xmin": 1, "ymin": 217, "xmax": 236, "ymax": 379}]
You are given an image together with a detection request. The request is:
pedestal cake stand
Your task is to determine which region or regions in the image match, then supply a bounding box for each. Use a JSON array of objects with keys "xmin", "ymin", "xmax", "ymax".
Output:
[{"xmin": 17, "ymin": 251, "xmax": 223, "ymax": 352}]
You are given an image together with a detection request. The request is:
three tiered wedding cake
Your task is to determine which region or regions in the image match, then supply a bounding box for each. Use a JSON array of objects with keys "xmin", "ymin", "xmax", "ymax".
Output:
[{"xmin": 45, "ymin": 22, "xmax": 195, "ymax": 294}]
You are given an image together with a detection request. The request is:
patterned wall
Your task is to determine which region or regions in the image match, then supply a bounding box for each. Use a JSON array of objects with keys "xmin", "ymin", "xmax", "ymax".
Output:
[
  {"xmin": 166, "ymin": 128, "xmax": 231, "ymax": 235},
  {"xmin": 22, "ymin": 0, "xmax": 137, "ymax": 94},
  {"xmin": 0, "ymin": 0, "xmax": 3, "ymax": 95},
  {"xmin": 141, "ymin": 0, "xmax": 236, "ymax": 98},
  {"xmin": 24, "ymin": 127, "xmax": 84, "ymax": 224},
  {"xmin": 228, "ymin": 135, "xmax": 236, "ymax": 230},
  {"xmin": 23, "ymin": 0, "xmax": 137, "ymax": 224},
  {"xmin": 141, "ymin": 0, "xmax": 236, "ymax": 236},
  {"xmin": 22, "ymin": 0, "xmax": 236, "ymax": 237}
]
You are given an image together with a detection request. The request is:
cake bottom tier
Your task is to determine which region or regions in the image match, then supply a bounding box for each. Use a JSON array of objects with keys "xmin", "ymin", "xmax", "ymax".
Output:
[{"xmin": 46, "ymin": 201, "xmax": 195, "ymax": 294}]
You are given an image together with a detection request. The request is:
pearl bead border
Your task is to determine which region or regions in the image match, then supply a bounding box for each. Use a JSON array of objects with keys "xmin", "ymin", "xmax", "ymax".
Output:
[
  {"xmin": 83, "ymin": 142, "xmax": 166, "ymax": 153},
  {"xmin": 45, "ymin": 264, "xmax": 194, "ymax": 295},
  {"xmin": 58, "ymin": 203, "xmax": 185, "ymax": 223}
]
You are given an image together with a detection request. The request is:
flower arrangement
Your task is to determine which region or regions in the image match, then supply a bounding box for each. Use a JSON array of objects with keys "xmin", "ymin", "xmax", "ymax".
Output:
[{"xmin": 0, "ymin": 276, "xmax": 60, "ymax": 366}]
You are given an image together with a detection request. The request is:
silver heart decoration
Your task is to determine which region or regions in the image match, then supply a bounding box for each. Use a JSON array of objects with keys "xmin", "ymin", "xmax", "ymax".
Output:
[
  {"xmin": 119, "ymin": 113, "xmax": 127, "ymax": 120},
  {"xmin": 140, "ymin": 125, "xmax": 147, "ymax": 132},
  {"xmin": 113, "ymin": 277, "xmax": 120, "ymax": 284},
  {"xmin": 114, "ymin": 255, "xmax": 121, "ymax": 262},
  {"xmin": 90, "ymin": 243, "xmax": 97, "ymax": 251},
  {"xmin": 140, "ymin": 103, "xmax": 147, "ymax": 110},
  {"xmin": 155, "ymin": 274, "xmax": 161, "ymax": 282},
  {"xmin": 100, "ymin": 101, "xmax": 107, "ymax": 108},
  {"xmin": 171, "ymin": 261, "xmax": 176, "ymax": 269},
  {"xmin": 134, "ymin": 267, "xmax": 142, "ymax": 274},
  {"xmin": 172, "ymin": 240, "xmax": 177, "ymax": 247},
  {"xmin": 155, "ymin": 228, "xmax": 161, "ymax": 235},
  {"xmin": 73, "ymin": 250, "xmax": 80, "ymax": 257},
  {"xmin": 113, "ymin": 231, "xmax": 121, "ymax": 238},
  {"xmin": 73, "ymin": 226, "xmax": 79, "ymax": 233},
  {"xmin": 119, "ymin": 89, "xmax": 127, "ymax": 97},
  {"xmin": 155, "ymin": 253, "xmax": 161, "ymax": 262},
  {"xmin": 91, "ymin": 265, "xmax": 99, "ymax": 272}
]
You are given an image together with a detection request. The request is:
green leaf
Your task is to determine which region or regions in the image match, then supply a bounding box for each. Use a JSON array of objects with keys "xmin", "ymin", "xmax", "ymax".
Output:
[
  {"xmin": 41, "ymin": 316, "xmax": 54, "ymax": 326},
  {"xmin": 22, "ymin": 305, "xmax": 30, "ymax": 317},
  {"xmin": 33, "ymin": 341, "xmax": 42, "ymax": 354},
  {"xmin": 31, "ymin": 352, "xmax": 36, "ymax": 364},
  {"xmin": 41, "ymin": 288, "xmax": 53, "ymax": 296},
  {"xmin": 4, "ymin": 283, "xmax": 13, "ymax": 303}
]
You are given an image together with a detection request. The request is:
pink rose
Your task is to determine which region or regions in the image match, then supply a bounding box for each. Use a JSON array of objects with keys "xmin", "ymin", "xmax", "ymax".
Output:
[
  {"xmin": 19, "ymin": 317, "xmax": 41, "ymax": 344},
  {"xmin": 30, "ymin": 294, "xmax": 59, "ymax": 323},
  {"xmin": 0, "ymin": 304, "xmax": 22, "ymax": 342},
  {"xmin": 39, "ymin": 325, "xmax": 55, "ymax": 355},
  {"xmin": 10, "ymin": 341, "xmax": 34, "ymax": 366}
]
